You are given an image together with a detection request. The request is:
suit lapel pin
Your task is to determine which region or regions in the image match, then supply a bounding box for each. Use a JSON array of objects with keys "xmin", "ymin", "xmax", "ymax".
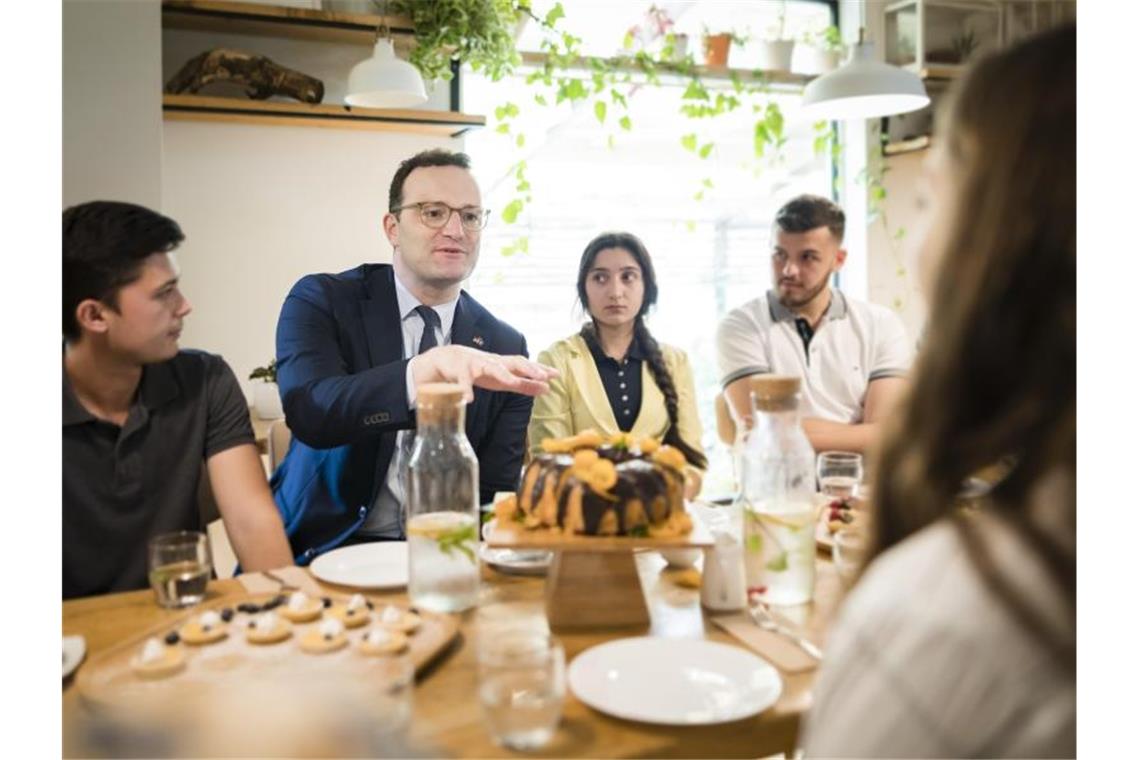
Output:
[{"xmin": 472, "ymin": 335, "xmax": 485, "ymax": 347}]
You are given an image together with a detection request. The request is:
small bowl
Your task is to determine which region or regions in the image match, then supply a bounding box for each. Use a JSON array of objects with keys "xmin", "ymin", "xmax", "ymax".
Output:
[{"xmin": 658, "ymin": 548, "xmax": 701, "ymax": 569}]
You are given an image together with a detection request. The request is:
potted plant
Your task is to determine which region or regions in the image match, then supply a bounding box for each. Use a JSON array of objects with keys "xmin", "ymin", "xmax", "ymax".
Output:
[
  {"xmin": 799, "ymin": 24, "xmax": 844, "ymax": 75},
  {"xmin": 390, "ymin": 0, "xmax": 523, "ymax": 82},
  {"xmin": 756, "ymin": 1, "xmax": 795, "ymax": 72},
  {"xmin": 702, "ymin": 26, "xmax": 733, "ymax": 67},
  {"xmin": 628, "ymin": 5, "xmax": 691, "ymax": 63},
  {"xmin": 249, "ymin": 360, "xmax": 284, "ymax": 420}
]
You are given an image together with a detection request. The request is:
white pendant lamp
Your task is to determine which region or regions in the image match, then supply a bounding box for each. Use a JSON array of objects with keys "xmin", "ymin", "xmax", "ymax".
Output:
[
  {"xmin": 800, "ymin": 31, "xmax": 930, "ymax": 121},
  {"xmin": 345, "ymin": 37, "xmax": 428, "ymax": 108}
]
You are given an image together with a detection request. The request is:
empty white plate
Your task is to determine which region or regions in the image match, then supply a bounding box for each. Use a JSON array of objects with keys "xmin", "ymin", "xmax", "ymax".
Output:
[
  {"xmin": 568, "ymin": 637, "xmax": 782, "ymax": 725},
  {"xmin": 309, "ymin": 541, "xmax": 408, "ymax": 589},
  {"xmin": 479, "ymin": 544, "xmax": 551, "ymax": 576},
  {"xmin": 63, "ymin": 635, "xmax": 86, "ymax": 679}
]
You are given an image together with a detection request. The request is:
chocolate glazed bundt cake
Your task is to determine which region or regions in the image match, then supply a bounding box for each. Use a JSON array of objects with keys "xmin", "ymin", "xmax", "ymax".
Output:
[{"xmin": 497, "ymin": 431, "xmax": 694, "ymax": 537}]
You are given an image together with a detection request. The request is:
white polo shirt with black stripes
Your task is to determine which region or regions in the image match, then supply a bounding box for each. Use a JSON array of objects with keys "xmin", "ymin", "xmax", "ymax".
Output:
[{"xmin": 716, "ymin": 290, "xmax": 913, "ymax": 423}]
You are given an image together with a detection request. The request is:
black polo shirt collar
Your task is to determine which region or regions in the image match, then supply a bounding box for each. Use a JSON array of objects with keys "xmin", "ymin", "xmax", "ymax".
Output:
[
  {"xmin": 62, "ymin": 364, "xmax": 93, "ymax": 426},
  {"xmin": 62, "ymin": 359, "xmax": 182, "ymax": 427}
]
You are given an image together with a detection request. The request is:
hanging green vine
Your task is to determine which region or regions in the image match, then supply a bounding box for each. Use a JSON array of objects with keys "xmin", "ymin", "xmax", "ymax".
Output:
[
  {"xmin": 390, "ymin": 0, "xmax": 523, "ymax": 82},
  {"xmin": 391, "ymin": 2, "xmax": 801, "ymax": 256}
]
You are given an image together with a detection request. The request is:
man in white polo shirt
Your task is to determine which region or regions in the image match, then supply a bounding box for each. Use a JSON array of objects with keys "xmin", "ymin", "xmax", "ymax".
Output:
[{"xmin": 716, "ymin": 194, "xmax": 912, "ymax": 454}]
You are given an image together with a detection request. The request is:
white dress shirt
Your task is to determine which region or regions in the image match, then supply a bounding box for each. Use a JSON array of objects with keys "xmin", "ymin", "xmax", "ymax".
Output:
[{"xmin": 358, "ymin": 272, "xmax": 458, "ymax": 538}]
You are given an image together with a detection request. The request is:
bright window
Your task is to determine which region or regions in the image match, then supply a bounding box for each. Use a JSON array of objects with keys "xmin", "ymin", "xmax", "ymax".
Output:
[{"xmin": 463, "ymin": 1, "xmax": 834, "ymax": 498}]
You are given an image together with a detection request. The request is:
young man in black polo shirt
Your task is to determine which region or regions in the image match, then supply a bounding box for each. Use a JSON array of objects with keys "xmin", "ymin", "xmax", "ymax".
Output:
[{"xmin": 63, "ymin": 201, "xmax": 293, "ymax": 599}]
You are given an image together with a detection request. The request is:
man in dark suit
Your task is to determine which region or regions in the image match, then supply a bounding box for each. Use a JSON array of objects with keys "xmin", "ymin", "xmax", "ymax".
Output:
[{"xmin": 271, "ymin": 149, "xmax": 555, "ymax": 562}]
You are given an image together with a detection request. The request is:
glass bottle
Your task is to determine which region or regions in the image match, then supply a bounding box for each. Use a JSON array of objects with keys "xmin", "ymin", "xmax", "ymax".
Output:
[
  {"xmin": 405, "ymin": 383, "xmax": 480, "ymax": 612},
  {"xmin": 738, "ymin": 375, "xmax": 817, "ymax": 605}
]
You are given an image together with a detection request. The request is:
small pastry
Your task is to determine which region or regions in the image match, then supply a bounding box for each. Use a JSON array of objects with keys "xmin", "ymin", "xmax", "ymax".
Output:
[
  {"xmin": 328, "ymin": 593, "xmax": 371, "ymax": 629},
  {"xmin": 300, "ymin": 617, "xmax": 348, "ymax": 654},
  {"xmin": 131, "ymin": 637, "xmax": 186, "ymax": 679},
  {"xmin": 358, "ymin": 626, "xmax": 409, "ymax": 656},
  {"xmin": 278, "ymin": 591, "xmax": 323, "ymax": 623},
  {"xmin": 179, "ymin": 610, "xmax": 228, "ymax": 645},
  {"xmin": 377, "ymin": 604, "xmax": 421, "ymax": 634},
  {"xmin": 244, "ymin": 611, "xmax": 292, "ymax": 645}
]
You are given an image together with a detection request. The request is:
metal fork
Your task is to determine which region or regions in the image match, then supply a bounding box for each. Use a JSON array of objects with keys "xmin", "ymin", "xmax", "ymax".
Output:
[{"xmin": 748, "ymin": 604, "xmax": 823, "ymax": 661}]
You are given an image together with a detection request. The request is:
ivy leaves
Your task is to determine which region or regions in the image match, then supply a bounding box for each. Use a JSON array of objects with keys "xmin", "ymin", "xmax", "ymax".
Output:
[
  {"xmin": 481, "ymin": 1, "xmax": 795, "ymax": 254},
  {"xmin": 392, "ymin": 0, "xmax": 521, "ymax": 83}
]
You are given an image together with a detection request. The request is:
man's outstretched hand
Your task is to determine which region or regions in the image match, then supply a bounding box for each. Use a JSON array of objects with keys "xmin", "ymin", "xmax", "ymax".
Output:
[{"xmin": 409, "ymin": 345, "xmax": 558, "ymax": 401}]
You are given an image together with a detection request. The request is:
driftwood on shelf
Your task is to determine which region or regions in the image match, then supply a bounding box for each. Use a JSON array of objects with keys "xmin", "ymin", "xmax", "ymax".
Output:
[{"xmin": 165, "ymin": 48, "xmax": 324, "ymax": 103}]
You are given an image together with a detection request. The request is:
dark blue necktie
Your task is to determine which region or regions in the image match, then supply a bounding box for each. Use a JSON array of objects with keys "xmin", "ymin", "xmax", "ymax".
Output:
[{"xmin": 415, "ymin": 305, "xmax": 441, "ymax": 354}]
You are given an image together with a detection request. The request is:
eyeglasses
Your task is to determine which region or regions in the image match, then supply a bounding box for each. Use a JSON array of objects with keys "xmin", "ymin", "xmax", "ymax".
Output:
[{"xmin": 391, "ymin": 202, "xmax": 490, "ymax": 231}]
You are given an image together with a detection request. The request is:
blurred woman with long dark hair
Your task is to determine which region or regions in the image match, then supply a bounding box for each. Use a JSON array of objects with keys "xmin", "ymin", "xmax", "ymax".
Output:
[
  {"xmin": 528, "ymin": 232, "xmax": 706, "ymax": 497},
  {"xmin": 802, "ymin": 24, "xmax": 1075, "ymax": 757}
]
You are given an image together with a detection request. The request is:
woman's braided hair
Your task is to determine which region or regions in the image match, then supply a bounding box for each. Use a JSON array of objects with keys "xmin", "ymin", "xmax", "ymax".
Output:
[{"xmin": 576, "ymin": 232, "xmax": 707, "ymax": 470}]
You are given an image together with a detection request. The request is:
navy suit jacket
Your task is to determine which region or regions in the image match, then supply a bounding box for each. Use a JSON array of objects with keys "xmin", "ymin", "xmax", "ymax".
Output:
[{"xmin": 270, "ymin": 263, "xmax": 532, "ymax": 563}]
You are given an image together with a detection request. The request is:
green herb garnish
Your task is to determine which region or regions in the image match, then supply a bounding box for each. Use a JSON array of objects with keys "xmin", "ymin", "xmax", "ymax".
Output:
[
  {"xmin": 765, "ymin": 552, "xmax": 789, "ymax": 572},
  {"xmin": 436, "ymin": 523, "xmax": 478, "ymax": 564}
]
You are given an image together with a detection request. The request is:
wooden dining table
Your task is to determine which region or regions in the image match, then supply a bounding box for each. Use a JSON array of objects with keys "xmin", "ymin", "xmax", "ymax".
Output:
[{"xmin": 63, "ymin": 550, "xmax": 844, "ymax": 758}]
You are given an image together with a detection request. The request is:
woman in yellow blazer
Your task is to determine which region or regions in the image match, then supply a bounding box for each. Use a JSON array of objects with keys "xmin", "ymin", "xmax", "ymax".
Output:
[{"xmin": 528, "ymin": 232, "xmax": 706, "ymax": 498}]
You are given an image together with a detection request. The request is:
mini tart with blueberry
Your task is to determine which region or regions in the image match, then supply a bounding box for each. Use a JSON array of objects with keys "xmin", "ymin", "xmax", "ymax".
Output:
[
  {"xmin": 131, "ymin": 637, "xmax": 186, "ymax": 679},
  {"xmin": 244, "ymin": 612, "xmax": 292, "ymax": 645},
  {"xmin": 278, "ymin": 591, "xmax": 324, "ymax": 623},
  {"xmin": 358, "ymin": 627, "xmax": 409, "ymax": 656},
  {"xmin": 377, "ymin": 604, "xmax": 421, "ymax": 634},
  {"xmin": 299, "ymin": 618, "xmax": 348, "ymax": 654},
  {"xmin": 327, "ymin": 593, "xmax": 371, "ymax": 629},
  {"xmin": 179, "ymin": 610, "xmax": 228, "ymax": 645}
]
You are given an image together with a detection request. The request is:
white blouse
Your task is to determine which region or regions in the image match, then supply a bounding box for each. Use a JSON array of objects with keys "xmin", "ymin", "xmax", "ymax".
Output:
[{"xmin": 801, "ymin": 509, "xmax": 1075, "ymax": 758}]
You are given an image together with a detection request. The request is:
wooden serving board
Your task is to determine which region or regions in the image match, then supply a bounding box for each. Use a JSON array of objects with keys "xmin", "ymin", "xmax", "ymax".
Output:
[
  {"xmin": 485, "ymin": 506, "xmax": 713, "ymax": 631},
  {"xmin": 76, "ymin": 591, "xmax": 459, "ymax": 709}
]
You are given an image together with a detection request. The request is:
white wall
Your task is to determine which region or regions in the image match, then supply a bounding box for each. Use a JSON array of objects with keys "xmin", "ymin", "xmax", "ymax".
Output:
[
  {"xmin": 163, "ymin": 121, "xmax": 459, "ymax": 398},
  {"xmin": 63, "ymin": 0, "xmax": 163, "ymax": 208},
  {"xmin": 160, "ymin": 24, "xmax": 458, "ymax": 398},
  {"xmin": 867, "ymin": 150, "xmax": 927, "ymax": 348}
]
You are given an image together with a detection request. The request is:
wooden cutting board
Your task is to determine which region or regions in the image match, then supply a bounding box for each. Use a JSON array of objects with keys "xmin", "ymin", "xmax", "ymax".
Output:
[{"xmin": 75, "ymin": 591, "xmax": 459, "ymax": 709}]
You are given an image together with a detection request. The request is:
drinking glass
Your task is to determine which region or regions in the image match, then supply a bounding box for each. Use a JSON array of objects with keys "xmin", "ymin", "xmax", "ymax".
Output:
[
  {"xmin": 477, "ymin": 631, "xmax": 565, "ymax": 750},
  {"xmin": 147, "ymin": 531, "xmax": 212, "ymax": 608},
  {"xmin": 832, "ymin": 528, "xmax": 868, "ymax": 589},
  {"xmin": 817, "ymin": 451, "xmax": 864, "ymax": 500}
]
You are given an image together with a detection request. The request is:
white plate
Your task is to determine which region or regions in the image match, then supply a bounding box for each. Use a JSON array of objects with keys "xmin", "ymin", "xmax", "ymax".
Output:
[
  {"xmin": 479, "ymin": 517, "xmax": 551, "ymax": 575},
  {"xmin": 309, "ymin": 541, "xmax": 408, "ymax": 589},
  {"xmin": 63, "ymin": 635, "xmax": 86, "ymax": 679},
  {"xmin": 568, "ymin": 637, "xmax": 782, "ymax": 725},
  {"xmin": 478, "ymin": 543, "xmax": 551, "ymax": 575}
]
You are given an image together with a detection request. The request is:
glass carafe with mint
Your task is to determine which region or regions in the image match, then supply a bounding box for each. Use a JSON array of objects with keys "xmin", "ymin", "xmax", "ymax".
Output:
[
  {"xmin": 406, "ymin": 383, "xmax": 480, "ymax": 612},
  {"xmin": 738, "ymin": 375, "xmax": 818, "ymax": 605}
]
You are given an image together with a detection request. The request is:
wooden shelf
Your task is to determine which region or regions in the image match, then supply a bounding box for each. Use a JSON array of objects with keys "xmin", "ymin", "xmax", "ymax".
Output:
[
  {"xmin": 162, "ymin": 0, "xmax": 413, "ymax": 45},
  {"xmin": 883, "ymin": 134, "xmax": 932, "ymax": 156},
  {"xmin": 163, "ymin": 94, "xmax": 485, "ymax": 136},
  {"xmin": 908, "ymin": 63, "xmax": 963, "ymax": 81}
]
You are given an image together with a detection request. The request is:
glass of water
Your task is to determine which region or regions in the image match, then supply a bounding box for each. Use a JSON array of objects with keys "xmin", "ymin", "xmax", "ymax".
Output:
[
  {"xmin": 147, "ymin": 531, "xmax": 212, "ymax": 608},
  {"xmin": 832, "ymin": 528, "xmax": 869, "ymax": 589},
  {"xmin": 817, "ymin": 451, "xmax": 864, "ymax": 499},
  {"xmin": 477, "ymin": 630, "xmax": 565, "ymax": 750}
]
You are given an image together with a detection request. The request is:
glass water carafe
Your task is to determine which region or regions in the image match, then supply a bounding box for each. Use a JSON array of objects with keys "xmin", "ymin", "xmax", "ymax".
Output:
[
  {"xmin": 737, "ymin": 375, "xmax": 817, "ymax": 605},
  {"xmin": 406, "ymin": 383, "xmax": 480, "ymax": 612}
]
